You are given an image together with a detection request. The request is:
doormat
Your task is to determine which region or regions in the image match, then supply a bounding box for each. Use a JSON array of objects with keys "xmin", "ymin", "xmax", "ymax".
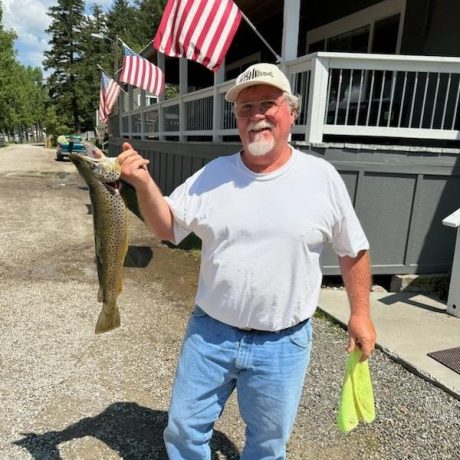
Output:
[{"xmin": 427, "ymin": 347, "xmax": 460, "ymax": 375}]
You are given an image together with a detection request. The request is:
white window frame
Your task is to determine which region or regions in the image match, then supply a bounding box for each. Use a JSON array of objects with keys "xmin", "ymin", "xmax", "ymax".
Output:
[{"xmin": 306, "ymin": 0, "xmax": 406, "ymax": 54}]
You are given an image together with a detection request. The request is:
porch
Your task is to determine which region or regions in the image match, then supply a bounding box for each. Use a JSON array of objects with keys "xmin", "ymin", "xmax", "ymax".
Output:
[
  {"xmin": 115, "ymin": 52, "xmax": 460, "ymax": 147},
  {"xmin": 108, "ymin": 51, "xmax": 460, "ymax": 279}
]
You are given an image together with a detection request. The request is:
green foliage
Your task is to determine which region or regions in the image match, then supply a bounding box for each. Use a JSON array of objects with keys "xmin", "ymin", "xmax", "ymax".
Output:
[
  {"xmin": 44, "ymin": 0, "xmax": 86, "ymax": 133},
  {"xmin": 106, "ymin": 0, "xmax": 139, "ymax": 47},
  {"xmin": 165, "ymin": 84, "xmax": 179, "ymax": 100},
  {"xmin": 1, "ymin": 0, "xmax": 168, "ymax": 138},
  {"xmin": 134, "ymin": 0, "xmax": 167, "ymax": 48},
  {"xmin": 44, "ymin": 105, "xmax": 72, "ymax": 142},
  {"xmin": 78, "ymin": 4, "xmax": 111, "ymax": 129},
  {"xmin": 0, "ymin": 4, "xmax": 48, "ymax": 136}
]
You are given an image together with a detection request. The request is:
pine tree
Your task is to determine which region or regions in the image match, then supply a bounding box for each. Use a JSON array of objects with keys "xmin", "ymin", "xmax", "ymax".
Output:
[
  {"xmin": 44, "ymin": 0, "xmax": 86, "ymax": 133},
  {"xmin": 106, "ymin": 0, "xmax": 140, "ymax": 51},
  {"xmin": 79, "ymin": 4, "xmax": 112, "ymax": 132},
  {"xmin": 134, "ymin": 0, "xmax": 167, "ymax": 48}
]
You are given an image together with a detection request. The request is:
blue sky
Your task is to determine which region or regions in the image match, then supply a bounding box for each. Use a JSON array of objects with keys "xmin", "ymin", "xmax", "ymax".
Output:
[{"xmin": 2, "ymin": 0, "xmax": 114, "ymax": 74}]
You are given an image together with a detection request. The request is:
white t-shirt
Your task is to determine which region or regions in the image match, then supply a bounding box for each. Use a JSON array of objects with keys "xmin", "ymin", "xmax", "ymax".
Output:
[{"xmin": 165, "ymin": 148, "xmax": 369, "ymax": 331}]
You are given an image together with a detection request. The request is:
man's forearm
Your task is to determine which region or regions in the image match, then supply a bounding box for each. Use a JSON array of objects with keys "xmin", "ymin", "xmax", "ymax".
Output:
[
  {"xmin": 339, "ymin": 250, "xmax": 376, "ymax": 360},
  {"xmin": 339, "ymin": 250, "xmax": 371, "ymax": 316}
]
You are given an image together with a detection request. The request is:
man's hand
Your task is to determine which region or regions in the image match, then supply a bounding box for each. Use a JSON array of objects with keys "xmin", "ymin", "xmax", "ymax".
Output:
[
  {"xmin": 117, "ymin": 142, "xmax": 175, "ymax": 242},
  {"xmin": 347, "ymin": 313, "xmax": 376, "ymax": 361},
  {"xmin": 118, "ymin": 142, "xmax": 151, "ymax": 190}
]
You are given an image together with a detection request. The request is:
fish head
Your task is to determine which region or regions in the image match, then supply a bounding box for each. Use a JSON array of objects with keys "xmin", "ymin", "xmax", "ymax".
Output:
[{"xmin": 70, "ymin": 143, "xmax": 121, "ymax": 185}]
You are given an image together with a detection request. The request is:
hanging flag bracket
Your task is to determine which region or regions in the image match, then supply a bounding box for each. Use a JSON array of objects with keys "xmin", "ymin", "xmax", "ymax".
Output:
[{"xmin": 241, "ymin": 12, "xmax": 282, "ymax": 63}]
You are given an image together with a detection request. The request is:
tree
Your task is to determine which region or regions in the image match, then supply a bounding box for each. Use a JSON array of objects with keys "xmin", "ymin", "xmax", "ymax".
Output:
[
  {"xmin": 44, "ymin": 0, "xmax": 86, "ymax": 133},
  {"xmin": 79, "ymin": 4, "xmax": 112, "ymax": 131},
  {"xmin": 106, "ymin": 0, "xmax": 139, "ymax": 50},
  {"xmin": 0, "ymin": 5, "xmax": 19, "ymax": 133},
  {"xmin": 134, "ymin": 0, "xmax": 167, "ymax": 48},
  {"xmin": 0, "ymin": 5, "xmax": 48, "ymax": 139},
  {"xmin": 23, "ymin": 67, "xmax": 50, "ymax": 138}
]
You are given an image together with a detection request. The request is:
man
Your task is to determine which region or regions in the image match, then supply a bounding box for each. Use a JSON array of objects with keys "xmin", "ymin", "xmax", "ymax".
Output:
[{"xmin": 118, "ymin": 63, "xmax": 376, "ymax": 460}]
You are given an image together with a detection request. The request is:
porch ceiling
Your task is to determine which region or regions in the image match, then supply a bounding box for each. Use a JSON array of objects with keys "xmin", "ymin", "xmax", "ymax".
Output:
[{"xmin": 234, "ymin": 0, "xmax": 283, "ymax": 24}]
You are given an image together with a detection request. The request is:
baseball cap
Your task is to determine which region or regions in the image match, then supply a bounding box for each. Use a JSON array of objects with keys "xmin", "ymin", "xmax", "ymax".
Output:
[{"xmin": 225, "ymin": 63, "xmax": 293, "ymax": 102}]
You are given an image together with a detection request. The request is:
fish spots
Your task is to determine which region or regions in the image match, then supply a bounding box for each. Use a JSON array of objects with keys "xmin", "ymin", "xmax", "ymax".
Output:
[{"xmin": 71, "ymin": 145, "xmax": 128, "ymax": 334}]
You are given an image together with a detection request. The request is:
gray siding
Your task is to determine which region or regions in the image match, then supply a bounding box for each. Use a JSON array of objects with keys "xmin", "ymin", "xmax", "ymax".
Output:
[{"xmin": 109, "ymin": 139, "xmax": 460, "ymax": 275}]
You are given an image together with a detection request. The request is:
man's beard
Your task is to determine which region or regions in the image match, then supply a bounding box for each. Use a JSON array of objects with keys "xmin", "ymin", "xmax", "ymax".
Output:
[
  {"xmin": 247, "ymin": 138, "xmax": 275, "ymax": 156},
  {"xmin": 246, "ymin": 121, "xmax": 275, "ymax": 157}
]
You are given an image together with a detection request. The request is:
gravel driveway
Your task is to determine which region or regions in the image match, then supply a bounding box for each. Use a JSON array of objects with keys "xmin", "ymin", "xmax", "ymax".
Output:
[{"xmin": 0, "ymin": 144, "xmax": 459, "ymax": 459}]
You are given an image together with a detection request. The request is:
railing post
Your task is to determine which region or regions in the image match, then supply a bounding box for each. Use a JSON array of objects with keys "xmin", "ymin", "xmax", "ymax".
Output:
[
  {"xmin": 157, "ymin": 52, "xmax": 166, "ymax": 141},
  {"xmin": 442, "ymin": 209, "xmax": 460, "ymax": 318},
  {"xmin": 305, "ymin": 55, "xmax": 329, "ymax": 144},
  {"xmin": 118, "ymin": 89, "xmax": 124, "ymax": 138},
  {"xmin": 179, "ymin": 58, "xmax": 188, "ymax": 141},
  {"xmin": 128, "ymin": 86, "xmax": 134, "ymax": 137},
  {"xmin": 281, "ymin": 0, "xmax": 300, "ymax": 61},
  {"xmin": 213, "ymin": 63, "xmax": 225, "ymax": 142},
  {"xmin": 140, "ymin": 89, "xmax": 146, "ymax": 140}
]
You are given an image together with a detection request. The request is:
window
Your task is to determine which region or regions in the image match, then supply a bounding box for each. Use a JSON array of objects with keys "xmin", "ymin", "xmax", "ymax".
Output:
[
  {"xmin": 327, "ymin": 25, "xmax": 371, "ymax": 53},
  {"xmin": 372, "ymin": 14, "xmax": 400, "ymax": 54},
  {"xmin": 306, "ymin": 0, "xmax": 404, "ymax": 55}
]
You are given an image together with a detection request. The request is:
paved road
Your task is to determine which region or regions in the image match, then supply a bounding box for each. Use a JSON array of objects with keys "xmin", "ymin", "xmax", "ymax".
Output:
[{"xmin": 0, "ymin": 144, "xmax": 459, "ymax": 459}]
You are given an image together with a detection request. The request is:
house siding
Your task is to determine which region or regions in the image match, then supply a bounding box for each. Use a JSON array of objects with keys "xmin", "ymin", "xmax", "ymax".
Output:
[{"xmin": 109, "ymin": 139, "xmax": 460, "ymax": 275}]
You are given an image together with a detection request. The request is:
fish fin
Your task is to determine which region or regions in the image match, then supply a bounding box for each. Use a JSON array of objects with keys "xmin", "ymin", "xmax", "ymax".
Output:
[
  {"xmin": 97, "ymin": 286, "xmax": 104, "ymax": 302},
  {"xmin": 117, "ymin": 277, "xmax": 123, "ymax": 295},
  {"xmin": 95, "ymin": 305, "xmax": 121, "ymax": 334}
]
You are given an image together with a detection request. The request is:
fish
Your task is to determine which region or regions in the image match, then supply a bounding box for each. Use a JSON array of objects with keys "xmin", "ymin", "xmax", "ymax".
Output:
[{"xmin": 70, "ymin": 143, "xmax": 128, "ymax": 334}]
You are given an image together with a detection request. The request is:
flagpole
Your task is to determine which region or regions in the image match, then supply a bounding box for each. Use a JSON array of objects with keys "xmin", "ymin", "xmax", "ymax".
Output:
[
  {"xmin": 241, "ymin": 12, "xmax": 282, "ymax": 63},
  {"xmin": 139, "ymin": 39, "xmax": 153, "ymax": 56}
]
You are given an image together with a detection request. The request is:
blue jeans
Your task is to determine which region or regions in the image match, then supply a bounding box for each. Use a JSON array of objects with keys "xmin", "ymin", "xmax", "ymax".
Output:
[{"xmin": 164, "ymin": 306, "xmax": 313, "ymax": 460}]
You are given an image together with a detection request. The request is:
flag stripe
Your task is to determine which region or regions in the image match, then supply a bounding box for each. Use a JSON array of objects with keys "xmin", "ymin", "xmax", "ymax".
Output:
[
  {"xmin": 185, "ymin": 0, "xmax": 217, "ymax": 62},
  {"xmin": 207, "ymin": 3, "xmax": 241, "ymax": 69},
  {"xmin": 118, "ymin": 45, "xmax": 165, "ymax": 96},
  {"xmin": 196, "ymin": 0, "xmax": 229, "ymax": 66},
  {"xmin": 99, "ymin": 72, "xmax": 121, "ymax": 124},
  {"xmin": 153, "ymin": 0, "xmax": 242, "ymax": 72}
]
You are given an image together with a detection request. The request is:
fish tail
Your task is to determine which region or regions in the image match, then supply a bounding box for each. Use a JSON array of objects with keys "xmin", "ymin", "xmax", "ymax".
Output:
[{"xmin": 95, "ymin": 304, "xmax": 121, "ymax": 334}]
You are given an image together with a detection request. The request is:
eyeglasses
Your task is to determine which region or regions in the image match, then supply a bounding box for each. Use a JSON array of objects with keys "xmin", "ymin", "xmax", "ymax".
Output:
[{"xmin": 233, "ymin": 98, "xmax": 285, "ymax": 118}]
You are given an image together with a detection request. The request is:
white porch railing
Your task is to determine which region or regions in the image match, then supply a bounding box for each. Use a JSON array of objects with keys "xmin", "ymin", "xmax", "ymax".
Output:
[{"xmin": 118, "ymin": 52, "xmax": 460, "ymax": 144}]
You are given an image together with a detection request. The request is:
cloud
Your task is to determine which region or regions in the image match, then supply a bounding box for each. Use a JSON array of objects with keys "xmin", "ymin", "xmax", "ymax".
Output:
[
  {"xmin": 2, "ymin": 0, "xmax": 115, "ymax": 72},
  {"xmin": 3, "ymin": 0, "xmax": 52, "ymax": 37},
  {"xmin": 2, "ymin": 0, "xmax": 52, "ymax": 70}
]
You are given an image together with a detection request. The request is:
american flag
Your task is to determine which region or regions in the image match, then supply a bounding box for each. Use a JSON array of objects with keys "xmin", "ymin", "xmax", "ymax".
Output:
[
  {"xmin": 118, "ymin": 45, "xmax": 165, "ymax": 96},
  {"xmin": 99, "ymin": 72, "xmax": 121, "ymax": 124},
  {"xmin": 153, "ymin": 0, "xmax": 242, "ymax": 72}
]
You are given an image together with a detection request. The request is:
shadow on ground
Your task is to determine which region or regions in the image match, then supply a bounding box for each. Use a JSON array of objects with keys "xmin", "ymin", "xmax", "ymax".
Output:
[{"xmin": 14, "ymin": 402, "xmax": 240, "ymax": 459}]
